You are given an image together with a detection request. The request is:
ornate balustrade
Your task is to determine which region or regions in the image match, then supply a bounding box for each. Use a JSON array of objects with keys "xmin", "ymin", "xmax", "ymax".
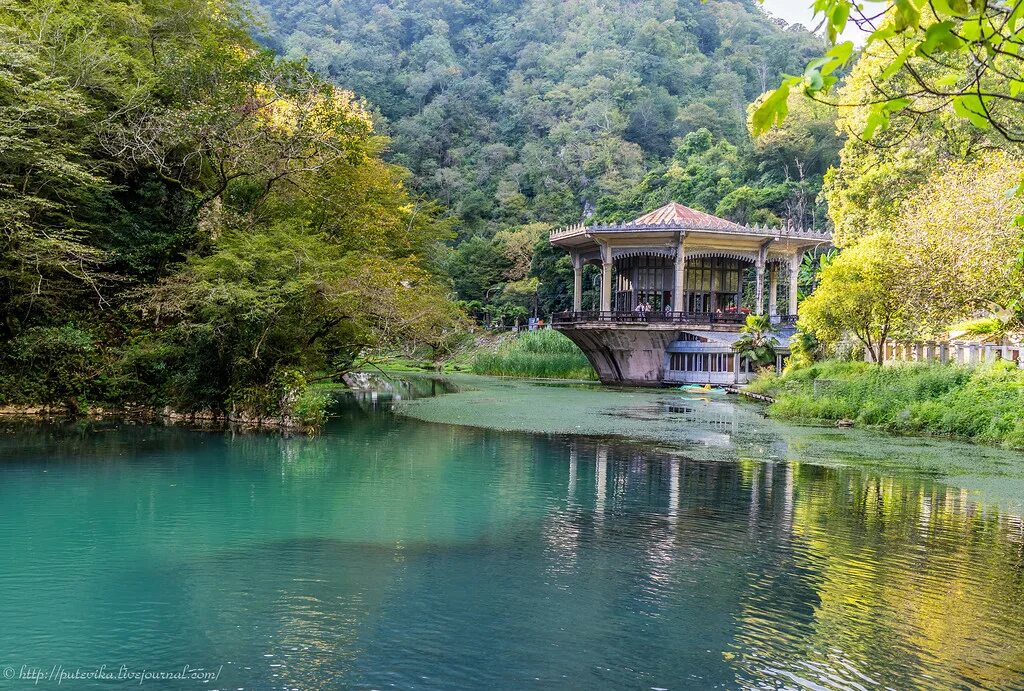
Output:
[
  {"xmin": 552, "ymin": 311, "xmax": 798, "ymax": 327},
  {"xmin": 879, "ymin": 340, "xmax": 1024, "ymax": 367}
]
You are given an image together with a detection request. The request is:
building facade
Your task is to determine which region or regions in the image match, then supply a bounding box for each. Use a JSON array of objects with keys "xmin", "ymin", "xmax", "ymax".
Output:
[{"xmin": 549, "ymin": 202, "xmax": 831, "ymax": 385}]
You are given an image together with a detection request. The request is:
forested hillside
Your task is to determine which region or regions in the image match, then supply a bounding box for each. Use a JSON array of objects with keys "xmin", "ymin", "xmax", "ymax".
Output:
[
  {"xmin": 256, "ymin": 0, "xmax": 829, "ymax": 234},
  {"xmin": 254, "ymin": 0, "xmax": 840, "ymax": 321}
]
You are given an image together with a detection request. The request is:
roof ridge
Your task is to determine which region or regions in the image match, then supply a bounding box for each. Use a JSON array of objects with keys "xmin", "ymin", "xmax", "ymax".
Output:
[{"xmin": 631, "ymin": 201, "xmax": 744, "ymax": 229}]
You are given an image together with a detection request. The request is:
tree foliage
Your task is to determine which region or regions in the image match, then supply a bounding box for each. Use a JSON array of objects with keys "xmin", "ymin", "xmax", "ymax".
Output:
[
  {"xmin": 256, "ymin": 0, "xmax": 828, "ymax": 234},
  {"xmin": 0, "ymin": 0, "xmax": 462, "ymax": 421},
  {"xmin": 753, "ymin": 0, "xmax": 1024, "ymax": 236},
  {"xmin": 892, "ymin": 152, "xmax": 1024, "ymax": 331},
  {"xmin": 792, "ymin": 21, "xmax": 1024, "ymax": 352},
  {"xmin": 799, "ymin": 233, "xmax": 908, "ymax": 363},
  {"xmin": 735, "ymin": 314, "xmax": 780, "ymax": 367}
]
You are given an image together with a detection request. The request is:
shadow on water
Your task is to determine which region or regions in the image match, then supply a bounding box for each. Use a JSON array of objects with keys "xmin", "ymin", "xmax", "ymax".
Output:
[{"xmin": 2, "ymin": 373, "xmax": 1024, "ymax": 688}]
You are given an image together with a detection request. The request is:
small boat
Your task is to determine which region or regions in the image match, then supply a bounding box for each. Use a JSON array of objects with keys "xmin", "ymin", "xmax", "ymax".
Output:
[{"xmin": 675, "ymin": 383, "xmax": 721, "ymax": 393}]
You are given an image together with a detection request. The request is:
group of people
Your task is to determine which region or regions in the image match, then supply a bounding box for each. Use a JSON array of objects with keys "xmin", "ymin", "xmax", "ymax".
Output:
[{"xmin": 633, "ymin": 300, "xmax": 672, "ymax": 320}]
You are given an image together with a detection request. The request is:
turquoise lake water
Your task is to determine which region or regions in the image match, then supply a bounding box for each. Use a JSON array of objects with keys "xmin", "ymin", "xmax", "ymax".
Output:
[{"xmin": 2, "ymin": 376, "xmax": 1024, "ymax": 689}]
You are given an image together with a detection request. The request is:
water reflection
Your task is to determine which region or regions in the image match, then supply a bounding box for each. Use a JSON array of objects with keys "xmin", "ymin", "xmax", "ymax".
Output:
[
  {"xmin": 1, "ymin": 380, "xmax": 1024, "ymax": 688},
  {"xmin": 535, "ymin": 438, "xmax": 1024, "ymax": 689},
  {"xmin": 339, "ymin": 372, "xmax": 460, "ymax": 413}
]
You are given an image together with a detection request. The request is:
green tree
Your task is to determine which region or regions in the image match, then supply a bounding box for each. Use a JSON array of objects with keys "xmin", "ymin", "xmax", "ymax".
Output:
[
  {"xmin": 446, "ymin": 236, "xmax": 511, "ymax": 304},
  {"xmin": 0, "ymin": 0, "xmax": 465, "ymax": 421},
  {"xmin": 799, "ymin": 234, "xmax": 908, "ymax": 363},
  {"xmin": 890, "ymin": 151, "xmax": 1024, "ymax": 331},
  {"xmin": 754, "ymin": 0, "xmax": 1024, "ymax": 149},
  {"xmin": 735, "ymin": 314, "xmax": 780, "ymax": 367},
  {"xmin": 257, "ymin": 0, "xmax": 826, "ymax": 234},
  {"xmin": 148, "ymin": 224, "xmax": 462, "ymax": 414}
]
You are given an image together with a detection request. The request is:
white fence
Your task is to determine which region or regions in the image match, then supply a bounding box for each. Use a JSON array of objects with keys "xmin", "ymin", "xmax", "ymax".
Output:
[{"xmin": 875, "ymin": 340, "xmax": 1024, "ymax": 367}]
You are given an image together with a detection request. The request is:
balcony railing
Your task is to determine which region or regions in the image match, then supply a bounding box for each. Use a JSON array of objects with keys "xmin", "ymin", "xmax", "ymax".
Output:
[{"xmin": 551, "ymin": 311, "xmax": 798, "ymax": 326}]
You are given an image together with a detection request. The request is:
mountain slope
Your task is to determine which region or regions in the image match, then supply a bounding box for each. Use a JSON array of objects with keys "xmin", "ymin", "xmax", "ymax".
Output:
[{"xmin": 256, "ymin": 0, "xmax": 826, "ymax": 234}]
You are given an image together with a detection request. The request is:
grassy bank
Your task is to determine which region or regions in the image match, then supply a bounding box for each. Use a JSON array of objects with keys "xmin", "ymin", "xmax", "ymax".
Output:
[
  {"xmin": 470, "ymin": 330, "xmax": 597, "ymax": 380},
  {"xmin": 748, "ymin": 360, "xmax": 1024, "ymax": 449}
]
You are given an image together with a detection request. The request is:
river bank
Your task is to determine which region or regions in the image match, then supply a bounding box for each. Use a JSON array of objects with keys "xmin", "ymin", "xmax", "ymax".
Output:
[
  {"xmin": 746, "ymin": 360, "xmax": 1024, "ymax": 450},
  {"xmin": 0, "ymin": 402, "xmax": 323, "ymax": 434}
]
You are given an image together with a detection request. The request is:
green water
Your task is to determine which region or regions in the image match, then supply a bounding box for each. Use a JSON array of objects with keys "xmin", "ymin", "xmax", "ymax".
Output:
[{"xmin": 2, "ymin": 375, "xmax": 1024, "ymax": 689}]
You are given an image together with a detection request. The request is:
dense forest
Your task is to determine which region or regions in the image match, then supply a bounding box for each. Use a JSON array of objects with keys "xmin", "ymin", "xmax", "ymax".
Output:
[
  {"xmin": 257, "ymin": 0, "xmax": 829, "ymax": 230},
  {"xmin": 0, "ymin": 0, "xmax": 462, "ymax": 425},
  {"xmin": 255, "ymin": 0, "xmax": 841, "ymax": 318}
]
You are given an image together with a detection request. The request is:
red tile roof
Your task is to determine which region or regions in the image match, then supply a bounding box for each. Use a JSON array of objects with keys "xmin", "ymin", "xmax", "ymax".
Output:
[{"xmin": 632, "ymin": 202, "xmax": 744, "ymax": 231}]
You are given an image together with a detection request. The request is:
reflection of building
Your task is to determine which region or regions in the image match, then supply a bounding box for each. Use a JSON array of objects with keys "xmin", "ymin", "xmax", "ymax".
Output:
[{"xmin": 550, "ymin": 202, "xmax": 831, "ymax": 385}]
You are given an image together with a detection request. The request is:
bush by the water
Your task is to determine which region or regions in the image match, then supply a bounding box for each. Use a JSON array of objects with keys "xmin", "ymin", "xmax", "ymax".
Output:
[
  {"xmin": 471, "ymin": 330, "xmax": 597, "ymax": 380},
  {"xmin": 749, "ymin": 360, "xmax": 1024, "ymax": 448}
]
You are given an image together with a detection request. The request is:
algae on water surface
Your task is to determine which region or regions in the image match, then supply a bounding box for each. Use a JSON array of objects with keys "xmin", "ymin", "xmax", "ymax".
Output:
[{"xmin": 392, "ymin": 373, "xmax": 1024, "ymax": 511}]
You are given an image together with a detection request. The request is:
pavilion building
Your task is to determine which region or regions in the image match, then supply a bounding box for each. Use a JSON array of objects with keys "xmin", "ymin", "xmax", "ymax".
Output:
[{"xmin": 549, "ymin": 202, "xmax": 831, "ymax": 386}]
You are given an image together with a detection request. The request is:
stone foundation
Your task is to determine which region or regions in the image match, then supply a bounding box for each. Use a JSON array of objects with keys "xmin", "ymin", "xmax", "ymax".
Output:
[{"xmin": 556, "ymin": 323, "xmax": 739, "ymax": 386}]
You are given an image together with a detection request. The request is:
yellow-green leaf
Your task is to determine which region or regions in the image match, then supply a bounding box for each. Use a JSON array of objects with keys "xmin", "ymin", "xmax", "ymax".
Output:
[
  {"xmin": 893, "ymin": 0, "xmax": 921, "ymax": 31},
  {"xmin": 829, "ymin": 2, "xmax": 850, "ymax": 41},
  {"xmin": 952, "ymin": 94, "xmax": 991, "ymax": 128},
  {"xmin": 881, "ymin": 44, "xmax": 916, "ymax": 80},
  {"xmin": 822, "ymin": 41, "xmax": 854, "ymax": 75},
  {"xmin": 752, "ymin": 83, "xmax": 792, "ymax": 135},
  {"xmin": 918, "ymin": 21, "xmax": 961, "ymax": 55},
  {"xmin": 931, "ymin": 0, "xmax": 969, "ymax": 17}
]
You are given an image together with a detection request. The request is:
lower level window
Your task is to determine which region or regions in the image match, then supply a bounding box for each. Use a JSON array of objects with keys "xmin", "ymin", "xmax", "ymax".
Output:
[{"xmin": 669, "ymin": 352, "xmax": 737, "ymax": 372}]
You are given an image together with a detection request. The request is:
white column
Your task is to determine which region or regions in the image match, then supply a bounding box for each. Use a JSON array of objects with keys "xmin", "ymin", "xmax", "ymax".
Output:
[
  {"xmin": 673, "ymin": 237, "xmax": 686, "ymax": 313},
  {"xmin": 788, "ymin": 252, "xmax": 801, "ymax": 317},
  {"xmin": 768, "ymin": 264, "xmax": 778, "ymax": 316},
  {"xmin": 754, "ymin": 249, "xmax": 766, "ymax": 315},
  {"xmin": 599, "ymin": 242, "xmax": 612, "ymax": 313},
  {"xmin": 571, "ymin": 253, "xmax": 583, "ymax": 312}
]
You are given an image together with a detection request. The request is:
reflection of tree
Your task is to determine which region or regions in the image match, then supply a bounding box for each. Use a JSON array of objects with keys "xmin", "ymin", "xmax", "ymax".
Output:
[{"xmin": 731, "ymin": 463, "xmax": 1024, "ymax": 688}]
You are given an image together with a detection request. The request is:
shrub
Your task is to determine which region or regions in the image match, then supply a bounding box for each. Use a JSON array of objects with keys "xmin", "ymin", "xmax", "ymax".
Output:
[
  {"xmin": 291, "ymin": 387, "xmax": 330, "ymax": 429},
  {"xmin": 751, "ymin": 359, "xmax": 1024, "ymax": 449},
  {"xmin": 0, "ymin": 326, "xmax": 100, "ymax": 408}
]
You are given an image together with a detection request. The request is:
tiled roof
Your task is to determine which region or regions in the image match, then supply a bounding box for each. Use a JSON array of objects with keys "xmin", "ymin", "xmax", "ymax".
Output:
[
  {"xmin": 549, "ymin": 201, "xmax": 832, "ymax": 242},
  {"xmin": 632, "ymin": 202, "xmax": 745, "ymax": 231},
  {"xmin": 676, "ymin": 328, "xmax": 799, "ymax": 347},
  {"xmin": 676, "ymin": 330, "xmax": 744, "ymax": 345}
]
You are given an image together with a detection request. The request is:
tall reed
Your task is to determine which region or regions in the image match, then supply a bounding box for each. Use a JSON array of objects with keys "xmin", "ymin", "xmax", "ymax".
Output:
[{"xmin": 471, "ymin": 330, "xmax": 597, "ymax": 380}]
